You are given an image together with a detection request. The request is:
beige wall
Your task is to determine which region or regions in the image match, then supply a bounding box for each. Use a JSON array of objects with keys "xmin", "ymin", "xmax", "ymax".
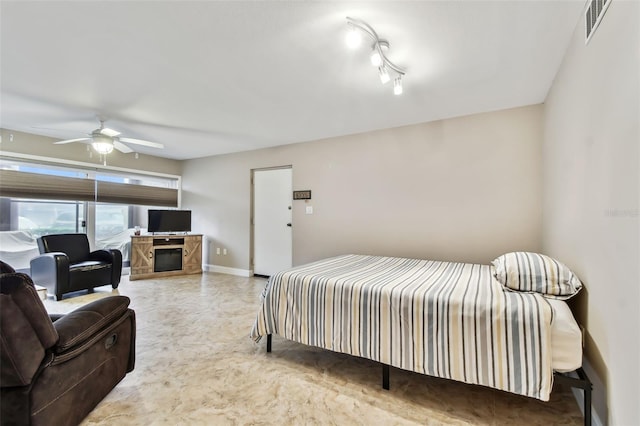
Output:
[
  {"xmin": 182, "ymin": 104, "xmax": 543, "ymax": 272},
  {"xmin": 543, "ymin": 1, "xmax": 639, "ymax": 424},
  {"xmin": 0, "ymin": 129, "xmax": 181, "ymax": 175}
]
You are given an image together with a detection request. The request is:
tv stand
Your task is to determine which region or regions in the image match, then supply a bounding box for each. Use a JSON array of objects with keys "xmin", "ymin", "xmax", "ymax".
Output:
[{"xmin": 130, "ymin": 234, "xmax": 202, "ymax": 280}]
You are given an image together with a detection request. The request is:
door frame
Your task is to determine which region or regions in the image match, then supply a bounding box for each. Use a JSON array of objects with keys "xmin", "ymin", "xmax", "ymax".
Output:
[{"xmin": 250, "ymin": 165, "xmax": 293, "ymax": 276}]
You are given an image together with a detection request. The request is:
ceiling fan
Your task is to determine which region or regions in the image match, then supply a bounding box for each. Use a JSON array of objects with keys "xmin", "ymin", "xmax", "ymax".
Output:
[{"xmin": 54, "ymin": 119, "xmax": 164, "ymax": 155}]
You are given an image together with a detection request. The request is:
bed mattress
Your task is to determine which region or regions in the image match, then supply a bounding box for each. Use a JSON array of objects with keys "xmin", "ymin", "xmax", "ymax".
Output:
[{"xmin": 549, "ymin": 298, "xmax": 582, "ymax": 372}]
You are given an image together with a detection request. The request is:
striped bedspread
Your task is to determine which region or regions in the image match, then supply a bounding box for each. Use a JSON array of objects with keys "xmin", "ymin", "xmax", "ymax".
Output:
[{"xmin": 250, "ymin": 254, "xmax": 554, "ymax": 400}]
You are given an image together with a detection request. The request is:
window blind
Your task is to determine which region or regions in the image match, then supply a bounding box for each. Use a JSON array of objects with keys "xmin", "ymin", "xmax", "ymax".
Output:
[
  {"xmin": 96, "ymin": 180, "xmax": 178, "ymax": 207},
  {"xmin": 0, "ymin": 169, "xmax": 95, "ymax": 201},
  {"xmin": 0, "ymin": 169, "xmax": 178, "ymax": 207}
]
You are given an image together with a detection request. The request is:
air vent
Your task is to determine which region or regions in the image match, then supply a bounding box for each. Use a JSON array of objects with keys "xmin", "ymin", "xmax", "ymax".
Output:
[{"xmin": 585, "ymin": 0, "xmax": 612, "ymax": 44}]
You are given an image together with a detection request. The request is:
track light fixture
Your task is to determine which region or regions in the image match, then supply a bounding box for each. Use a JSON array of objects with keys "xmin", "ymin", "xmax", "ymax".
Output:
[{"xmin": 346, "ymin": 17, "xmax": 406, "ymax": 95}]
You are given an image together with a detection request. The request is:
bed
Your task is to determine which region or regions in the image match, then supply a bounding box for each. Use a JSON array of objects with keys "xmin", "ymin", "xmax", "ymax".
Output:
[{"xmin": 251, "ymin": 252, "xmax": 592, "ymax": 424}]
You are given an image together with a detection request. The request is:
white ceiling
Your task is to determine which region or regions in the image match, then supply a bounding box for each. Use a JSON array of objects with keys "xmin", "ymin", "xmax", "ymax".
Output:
[{"xmin": 1, "ymin": 1, "xmax": 584, "ymax": 160}]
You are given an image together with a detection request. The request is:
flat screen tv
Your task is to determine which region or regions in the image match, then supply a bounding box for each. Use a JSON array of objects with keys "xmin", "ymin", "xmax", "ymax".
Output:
[{"xmin": 148, "ymin": 210, "xmax": 192, "ymax": 234}]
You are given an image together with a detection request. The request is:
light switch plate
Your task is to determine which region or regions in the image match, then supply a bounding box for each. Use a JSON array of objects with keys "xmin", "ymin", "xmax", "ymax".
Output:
[{"xmin": 305, "ymin": 206, "xmax": 313, "ymax": 214}]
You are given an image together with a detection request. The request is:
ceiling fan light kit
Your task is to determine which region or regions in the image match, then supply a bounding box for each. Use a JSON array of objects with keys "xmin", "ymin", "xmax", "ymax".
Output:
[
  {"xmin": 91, "ymin": 133, "xmax": 115, "ymax": 154},
  {"xmin": 346, "ymin": 17, "xmax": 406, "ymax": 95},
  {"xmin": 92, "ymin": 142, "xmax": 114, "ymax": 155}
]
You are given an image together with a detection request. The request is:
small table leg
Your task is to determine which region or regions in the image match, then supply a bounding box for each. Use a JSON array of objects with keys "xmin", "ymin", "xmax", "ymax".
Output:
[{"xmin": 266, "ymin": 334, "xmax": 272, "ymax": 353}]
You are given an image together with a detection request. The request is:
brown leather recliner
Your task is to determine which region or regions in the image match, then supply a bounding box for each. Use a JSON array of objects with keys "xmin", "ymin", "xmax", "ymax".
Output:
[
  {"xmin": 0, "ymin": 261, "xmax": 135, "ymax": 426},
  {"xmin": 30, "ymin": 233, "xmax": 123, "ymax": 300}
]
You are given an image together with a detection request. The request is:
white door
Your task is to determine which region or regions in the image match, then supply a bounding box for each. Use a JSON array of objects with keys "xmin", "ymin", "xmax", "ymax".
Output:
[{"xmin": 253, "ymin": 167, "xmax": 292, "ymax": 276}]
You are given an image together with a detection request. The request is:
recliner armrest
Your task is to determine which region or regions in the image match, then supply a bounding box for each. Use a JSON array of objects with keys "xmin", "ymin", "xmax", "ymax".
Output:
[
  {"xmin": 89, "ymin": 249, "xmax": 123, "ymax": 288},
  {"xmin": 30, "ymin": 252, "xmax": 69, "ymax": 288},
  {"xmin": 53, "ymin": 295, "xmax": 131, "ymax": 353}
]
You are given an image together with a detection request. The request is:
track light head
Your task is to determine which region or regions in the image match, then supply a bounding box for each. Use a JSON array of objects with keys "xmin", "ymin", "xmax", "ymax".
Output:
[
  {"xmin": 370, "ymin": 49, "xmax": 383, "ymax": 67},
  {"xmin": 378, "ymin": 66, "xmax": 390, "ymax": 84},
  {"xmin": 393, "ymin": 77, "xmax": 403, "ymax": 95},
  {"xmin": 346, "ymin": 26, "xmax": 362, "ymax": 49}
]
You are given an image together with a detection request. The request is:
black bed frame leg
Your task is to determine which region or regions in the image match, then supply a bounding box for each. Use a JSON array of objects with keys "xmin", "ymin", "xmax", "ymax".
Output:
[
  {"xmin": 382, "ymin": 364, "xmax": 390, "ymax": 390},
  {"xmin": 577, "ymin": 368, "xmax": 592, "ymax": 426},
  {"xmin": 554, "ymin": 368, "xmax": 592, "ymax": 426},
  {"xmin": 266, "ymin": 334, "xmax": 272, "ymax": 353}
]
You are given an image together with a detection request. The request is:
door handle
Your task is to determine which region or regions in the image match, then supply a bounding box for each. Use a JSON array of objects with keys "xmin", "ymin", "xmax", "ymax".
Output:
[{"xmin": 286, "ymin": 223, "xmax": 292, "ymax": 227}]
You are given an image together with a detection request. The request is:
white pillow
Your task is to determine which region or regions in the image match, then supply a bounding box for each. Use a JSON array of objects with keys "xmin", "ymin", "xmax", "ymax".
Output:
[{"xmin": 492, "ymin": 252, "xmax": 583, "ymax": 300}]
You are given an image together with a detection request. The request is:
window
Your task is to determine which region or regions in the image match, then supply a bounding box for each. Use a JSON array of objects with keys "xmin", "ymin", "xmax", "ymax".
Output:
[
  {"xmin": 11, "ymin": 199, "xmax": 85, "ymax": 237},
  {"xmin": 95, "ymin": 203, "xmax": 128, "ymax": 240},
  {"xmin": 0, "ymin": 157, "xmax": 181, "ymax": 267}
]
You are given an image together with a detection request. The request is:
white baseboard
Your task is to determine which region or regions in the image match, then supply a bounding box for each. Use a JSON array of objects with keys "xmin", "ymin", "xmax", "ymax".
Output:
[
  {"xmin": 204, "ymin": 264, "xmax": 253, "ymax": 277},
  {"xmin": 122, "ymin": 265, "xmax": 253, "ymax": 278}
]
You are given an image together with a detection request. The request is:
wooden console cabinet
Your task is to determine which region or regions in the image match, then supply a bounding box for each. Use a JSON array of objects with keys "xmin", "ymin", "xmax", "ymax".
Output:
[{"xmin": 130, "ymin": 234, "xmax": 202, "ymax": 280}]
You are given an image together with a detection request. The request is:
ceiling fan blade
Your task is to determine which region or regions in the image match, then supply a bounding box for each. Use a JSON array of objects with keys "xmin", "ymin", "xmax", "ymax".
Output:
[
  {"xmin": 100, "ymin": 127, "xmax": 121, "ymax": 137},
  {"xmin": 54, "ymin": 138, "xmax": 91, "ymax": 144},
  {"xmin": 118, "ymin": 137, "xmax": 164, "ymax": 149},
  {"xmin": 113, "ymin": 140, "xmax": 135, "ymax": 153}
]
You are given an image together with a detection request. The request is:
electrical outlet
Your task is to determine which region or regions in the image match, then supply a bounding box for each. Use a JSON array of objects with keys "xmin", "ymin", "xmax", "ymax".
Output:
[
  {"xmin": 216, "ymin": 247, "xmax": 220, "ymax": 255},
  {"xmin": 223, "ymin": 248, "xmax": 227, "ymax": 255}
]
